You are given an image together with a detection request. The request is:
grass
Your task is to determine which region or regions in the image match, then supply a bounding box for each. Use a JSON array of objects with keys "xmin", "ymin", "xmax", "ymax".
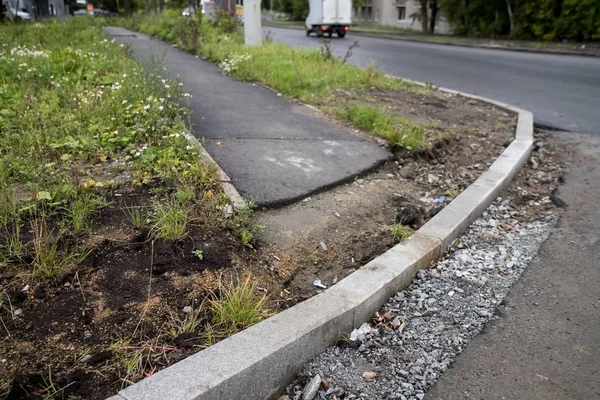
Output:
[
  {"xmin": 148, "ymin": 197, "xmax": 191, "ymax": 241},
  {"xmin": 336, "ymin": 104, "xmax": 448, "ymax": 151},
  {"xmin": 167, "ymin": 303, "xmax": 205, "ymax": 338},
  {"xmin": 67, "ymin": 194, "xmax": 108, "ymax": 235},
  {"xmin": 210, "ymin": 277, "xmax": 270, "ymax": 336},
  {"xmin": 123, "ymin": 205, "xmax": 147, "ymax": 229},
  {"xmin": 391, "ymin": 223, "xmax": 412, "ymax": 242},
  {"xmin": 0, "ymin": 18, "xmax": 230, "ymax": 279}
]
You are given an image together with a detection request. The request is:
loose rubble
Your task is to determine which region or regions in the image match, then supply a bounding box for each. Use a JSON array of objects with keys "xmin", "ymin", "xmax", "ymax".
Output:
[{"xmin": 287, "ymin": 197, "xmax": 557, "ymax": 400}]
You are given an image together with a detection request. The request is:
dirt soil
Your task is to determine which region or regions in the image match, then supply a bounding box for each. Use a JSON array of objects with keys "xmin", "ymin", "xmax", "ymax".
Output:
[
  {"xmin": 251, "ymin": 90, "xmax": 518, "ymax": 302},
  {"xmin": 0, "ymin": 89, "xmax": 529, "ymax": 399}
]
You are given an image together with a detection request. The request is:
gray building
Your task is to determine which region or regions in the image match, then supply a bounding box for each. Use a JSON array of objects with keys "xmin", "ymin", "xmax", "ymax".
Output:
[{"xmin": 353, "ymin": 0, "xmax": 451, "ymax": 34}]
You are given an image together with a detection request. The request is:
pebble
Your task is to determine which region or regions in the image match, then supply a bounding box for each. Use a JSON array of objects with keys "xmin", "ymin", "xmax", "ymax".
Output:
[
  {"xmin": 287, "ymin": 197, "xmax": 556, "ymax": 399},
  {"xmin": 362, "ymin": 371, "xmax": 377, "ymax": 381},
  {"xmin": 302, "ymin": 374, "xmax": 321, "ymax": 400}
]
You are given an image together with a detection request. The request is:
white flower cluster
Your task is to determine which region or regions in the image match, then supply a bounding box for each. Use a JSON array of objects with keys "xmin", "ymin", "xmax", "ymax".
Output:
[
  {"xmin": 218, "ymin": 53, "xmax": 251, "ymax": 76},
  {"xmin": 9, "ymin": 46, "xmax": 49, "ymax": 58}
]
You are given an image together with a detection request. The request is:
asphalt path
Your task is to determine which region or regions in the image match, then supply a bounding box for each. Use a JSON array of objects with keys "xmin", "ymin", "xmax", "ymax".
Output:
[
  {"xmin": 105, "ymin": 27, "xmax": 390, "ymax": 207},
  {"xmin": 267, "ymin": 27, "xmax": 600, "ymax": 135}
]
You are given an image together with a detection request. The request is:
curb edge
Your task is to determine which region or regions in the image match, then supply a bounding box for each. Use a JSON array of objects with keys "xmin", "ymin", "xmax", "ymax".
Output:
[{"xmin": 111, "ymin": 81, "xmax": 533, "ymax": 400}]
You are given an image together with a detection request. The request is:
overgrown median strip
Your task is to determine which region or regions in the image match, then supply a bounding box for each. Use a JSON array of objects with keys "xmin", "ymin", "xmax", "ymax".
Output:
[{"xmin": 0, "ymin": 19, "xmax": 269, "ymax": 399}]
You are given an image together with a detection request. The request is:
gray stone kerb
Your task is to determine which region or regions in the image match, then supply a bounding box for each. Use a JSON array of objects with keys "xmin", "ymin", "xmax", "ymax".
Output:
[
  {"xmin": 183, "ymin": 133, "xmax": 246, "ymax": 210},
  {"xmin": 108, "ymin": 84, "xmax": 534, "ymax": 400}
]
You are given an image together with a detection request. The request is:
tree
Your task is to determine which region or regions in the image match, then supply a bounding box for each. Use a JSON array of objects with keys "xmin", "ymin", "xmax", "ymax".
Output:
[
  {"xmin": 505, "ymin": 0, "xmax": 514, "ymax": 36},
  {"xmin": 429, "ymin": 0, "xmax": 439, "ymax": 33},
  {"xmin": 418, "ymin": 0, "xmax": 429, "ymax": 32}
]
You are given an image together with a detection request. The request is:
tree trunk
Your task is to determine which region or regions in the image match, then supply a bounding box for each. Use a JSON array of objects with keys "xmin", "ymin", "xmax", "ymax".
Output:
[
  {"xmin": 429, "ymin": 0, "xmax": 438, "ymax": 34},
  {"xmin": 144, "ymin": 0, "xmax": 149, "ymax": 13},
  {"xmin": 419, "ymin": 0, "xmax": 429, "ymax": 33},
  {"xmin": 124, "ymin": 0, "xmax": 131, "ymax": 16},
  {"xmin": 505, "ymin": 0, "xmax": 514, "ymax": 36}
]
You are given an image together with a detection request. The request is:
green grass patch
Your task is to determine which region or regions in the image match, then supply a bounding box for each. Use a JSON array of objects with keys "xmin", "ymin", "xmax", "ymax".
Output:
[
  {"xmin": 148, "ymin": 197, "xmax": 191, "ymax": 241},
  {"xmin": 336, "ymin": 103, "xmax": 444, "ymax": 151},
  {"xmin": 210, "ymin": 277, "xmax": 270, "ymax": 336},
  {"xmin": 0, "ymin": 18, "xmax": 227, "ymax": 278},
  {"xmin": 391, "ymin": 223, "xmax": 413, "ymax": 242}
]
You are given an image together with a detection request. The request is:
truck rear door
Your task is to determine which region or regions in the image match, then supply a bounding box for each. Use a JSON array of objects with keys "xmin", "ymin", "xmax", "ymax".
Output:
[
  {"xmin": 337, "ymin": 0, "xmax": 352, "ymax": 24},
  {"xmin": 322, "ymin": 0, "xmax": 337, "ymax": 24}
]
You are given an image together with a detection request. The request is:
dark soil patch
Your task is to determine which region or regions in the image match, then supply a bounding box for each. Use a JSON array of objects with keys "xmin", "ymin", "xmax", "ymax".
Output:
[{"xmin": 0, "ymin": 187, "xmax": 251, "ymax": 399}]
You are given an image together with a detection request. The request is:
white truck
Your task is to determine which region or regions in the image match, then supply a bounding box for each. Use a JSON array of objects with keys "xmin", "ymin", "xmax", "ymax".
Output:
[{"xmin": 305, "ymin": 0, "xmax": 352, "ymax": 38}]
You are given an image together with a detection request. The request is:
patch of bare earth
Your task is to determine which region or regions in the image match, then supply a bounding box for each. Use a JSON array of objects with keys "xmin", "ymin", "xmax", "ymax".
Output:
[{"xmin": 249, "ymin": 90, "xmax": 519, "ymax": 302}]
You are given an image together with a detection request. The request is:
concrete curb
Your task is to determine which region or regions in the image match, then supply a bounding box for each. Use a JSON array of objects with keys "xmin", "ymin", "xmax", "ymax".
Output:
[
  {"xmin": 109, "ymin": 86, "xmax": 533, "ymax": 400},
  {"xmin": 183, "ymin": 133, "xmax": 246, "ymax": 210}
]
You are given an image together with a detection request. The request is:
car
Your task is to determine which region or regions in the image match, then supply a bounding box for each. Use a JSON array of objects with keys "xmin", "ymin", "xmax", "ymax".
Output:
[{"xmin": 9, "ymin": 6, "xmax": 31, "ymax": 20}]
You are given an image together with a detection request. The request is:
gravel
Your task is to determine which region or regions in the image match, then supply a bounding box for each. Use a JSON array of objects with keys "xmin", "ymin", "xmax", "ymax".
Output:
[{"xmin": 286, "ymin": 197, "xmax": 556, "ymax": 400}]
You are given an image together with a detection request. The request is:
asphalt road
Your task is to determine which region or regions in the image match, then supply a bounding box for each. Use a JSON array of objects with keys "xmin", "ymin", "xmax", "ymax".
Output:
[
  {"xmin": 427, "ymin": 131, "xmax": 600, "ymax": 400},
  {"xmin": 267, "ymin": 27, "xmax": 600, "ymax": 135}
]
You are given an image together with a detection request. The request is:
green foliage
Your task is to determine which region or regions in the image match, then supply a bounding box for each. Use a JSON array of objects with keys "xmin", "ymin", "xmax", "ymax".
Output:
[
  {"xmin": 167, "ymin": 304, "xmax": 205, "ymax": 338},
  {"xmin": 336, "ymin": 104, "xmax": 445, "ymax": 151},
  {"xmin": 119, "ymin": 13, "xmax": 423, "ymax": 106},
  {"xmin": 31, "ymin": 218, "xmax": 75, "ymax": 278},
  {"xmin": 391, "ymin": 223, "xmax": 412, "ymax": 242},
  {"xmin": 67, "ymin": 194, "xmax": 108, "ymax": 236},
  {"xmin": 123, "ymin": 206, "xmax": 147, "ymax": 229},
  {"xmin": 440, "ymin": 0, "xmax": 600, "ymax": 40},
  {"xmin": 210, "ymin": 277, "xmax": 270, "ymax": 336},
  {"xmin": 226, "ymin": 202, "xmax": 264, "ymax": 248},
  {"xmin": 148, "ymin": 197, "xmax": 191, "ymax": 241}
]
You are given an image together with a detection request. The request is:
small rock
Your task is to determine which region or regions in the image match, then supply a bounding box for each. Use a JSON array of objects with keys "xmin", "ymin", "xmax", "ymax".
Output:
[
  {"xmin": 362, "ymin": 371, "xmax": 377, "ymax": 381},
  {"xmin": 22, "ymin": 285, "xmax": 30, "ymax": 292},
  {"xmin": 427, "ymin": 174, "xmax": 440, "ymax": 184},
  {"xmin": 320, "ymin": 242, "xmax": 328, "ymax": 251},
  {"xmin": 326, "ymin": 387, "xmax": 345, "ymax": 397},
  {"xmin": 13, "ymin": 309, "xmax": 23, "ymax": 316},
  {"xmin": 79, "ymin": 354, "xmax": 92, "ymax": 364},
  {"xmin": 183, "ymin": 306, "xmax": 193, "ymax": 313},
  {"xmin": 302, "ymin": 374, "xmax": 321, "ymax": 400}
]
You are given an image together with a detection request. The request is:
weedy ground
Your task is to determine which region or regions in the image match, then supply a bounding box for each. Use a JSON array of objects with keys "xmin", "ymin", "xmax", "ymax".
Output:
[{"xmin": 0, "ymin": 18, "xmax": 269, "ymax": 399}]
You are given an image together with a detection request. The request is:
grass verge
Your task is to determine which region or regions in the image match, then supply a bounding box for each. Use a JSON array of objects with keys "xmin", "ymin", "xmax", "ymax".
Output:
[{"xmin": 0, "ymin": 18, "xmax": 268, "ymax": 399}]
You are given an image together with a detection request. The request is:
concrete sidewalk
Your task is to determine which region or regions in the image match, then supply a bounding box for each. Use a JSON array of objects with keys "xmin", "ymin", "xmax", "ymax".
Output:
[
  {"xmin": 426, "ymin": 131, "xmax": 600, "ymax": 400},
  {"xmin": 105, "ymin": 27, "xmax": 391, "ymax": 207}
]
